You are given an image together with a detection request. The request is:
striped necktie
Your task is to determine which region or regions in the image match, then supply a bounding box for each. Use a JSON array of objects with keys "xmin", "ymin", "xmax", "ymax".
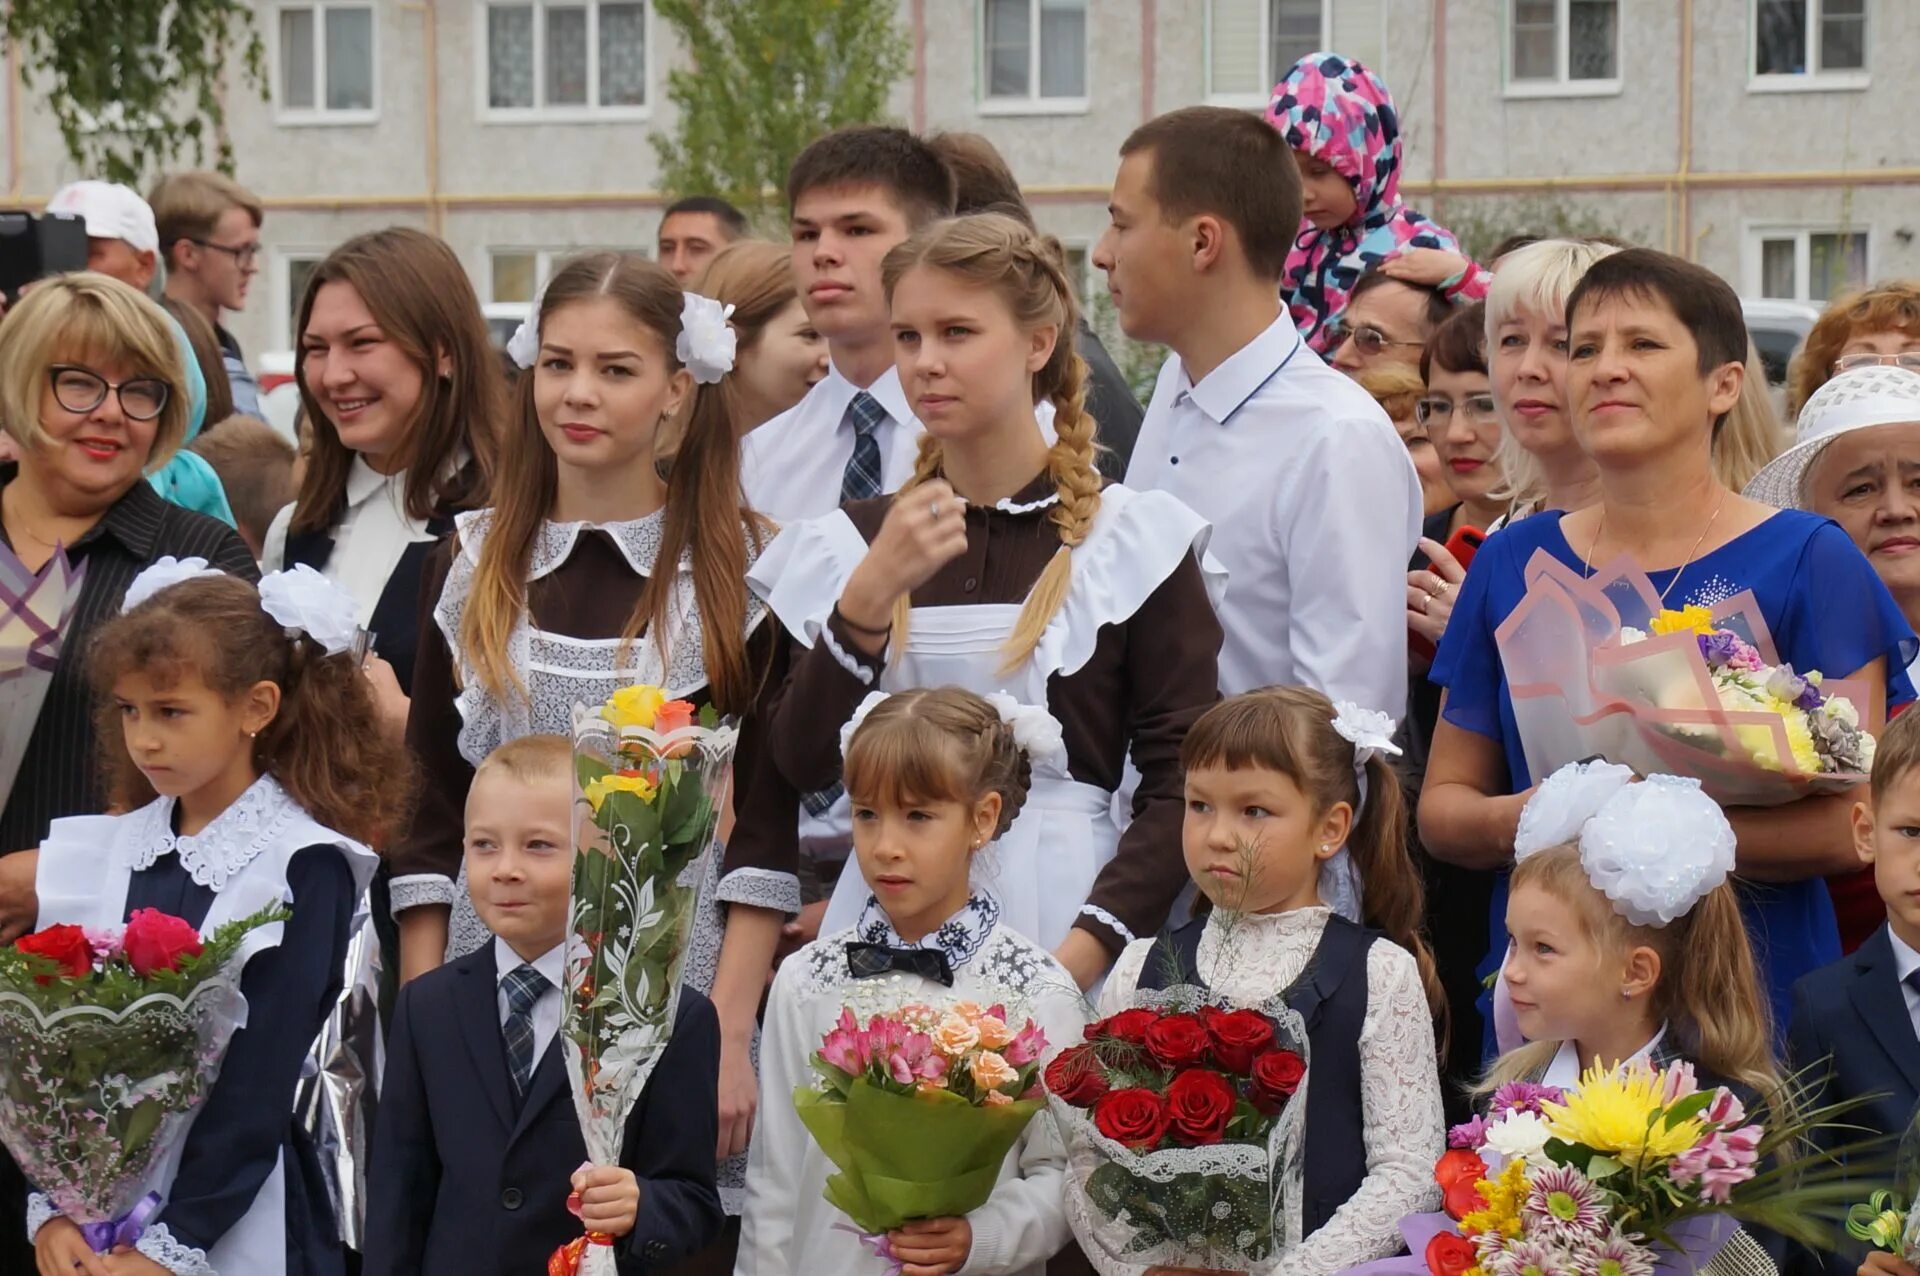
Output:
[{"xmin": 500, "ymin": 962, "xmax": 548, "ymax": 1094}]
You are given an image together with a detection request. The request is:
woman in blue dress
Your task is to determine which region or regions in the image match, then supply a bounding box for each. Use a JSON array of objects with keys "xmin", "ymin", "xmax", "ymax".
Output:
[{"xmin": 1420, "ymin": 248, "xmax": 1916, "ymax": 1045}]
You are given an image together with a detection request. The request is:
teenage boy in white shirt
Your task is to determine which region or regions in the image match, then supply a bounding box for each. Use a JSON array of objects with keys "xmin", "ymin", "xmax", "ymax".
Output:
[
  {"xmin": 738, "ymin": 127, "xmax": 957, "ymax": 522},
  {"xmin": 1100, "ymin": 106, "xmax": 1421, "ymax": 718}
]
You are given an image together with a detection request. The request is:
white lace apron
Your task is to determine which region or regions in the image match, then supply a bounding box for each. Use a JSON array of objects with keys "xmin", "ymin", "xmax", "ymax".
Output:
[
  {"xmin": 753, "ymin": 484, "xmax": 1226, "ymax": 954},
  {"xmin": 31, "ymin": 777, "xmax": 377, "ymax": 1276},
  {"xmin": 435, "ymin": 510, "xmax": 765, "ymax": 967}
]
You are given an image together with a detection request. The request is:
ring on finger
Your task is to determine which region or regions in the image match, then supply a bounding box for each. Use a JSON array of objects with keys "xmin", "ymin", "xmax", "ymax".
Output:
[
  {"xmin": 928, "ymin": 498, "xmax": 941, "ymax": 519},
  {"xmin": 1432, "ymin": 579, "xmax": 1451, "ymax": 600},
  {"xmin": 1416, "ymin": 592, "xmax": 1430, "ymax": 614}
]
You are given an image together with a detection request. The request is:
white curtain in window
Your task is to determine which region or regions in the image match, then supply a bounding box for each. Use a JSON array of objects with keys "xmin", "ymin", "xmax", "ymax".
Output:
[
  {"xmin": 1207, "ymin": 0, "xmax": 1263, "ymax": 97},
  {"xmin": 546, "ymin": 5, "xmax": 588, "ymax": 105},
  {"xmin": 599, "ymin": 2, "xmax": 646, "ymax": 105},
  {"xmin": 281, "ymin": 9, "xmax": 316, "ymax": 110},
  {"xmin": 1269, "ymin": 0, "xmax": 1321, "ymax": 83},
  {"xmin": 986, "ymin": 0, "xmax": 1030, "ymax": 97},
  {"xmin": 1567, "ymin": 0, "xmax": 1616, "ymax": 79},
  {"xmin": 489, "ymin": 5, "xmax": 536, "ymax": 108},
  {"xmin": 1511, "ymin": 0, "xmax": 1557, "ymax": 80},
  {"xmin": 1038, "ymin": 0, "xmax": 1085, "ymax": 97},
  {"xmin": 325, "ymin": 7, "xmax": 374, "ymax": 110}
]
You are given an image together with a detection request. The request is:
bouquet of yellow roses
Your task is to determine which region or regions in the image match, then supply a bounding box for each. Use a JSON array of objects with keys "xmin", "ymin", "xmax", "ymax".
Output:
[{"xmin": 554, "ymin": 684, "xmax": 737, "ymax": 1276}]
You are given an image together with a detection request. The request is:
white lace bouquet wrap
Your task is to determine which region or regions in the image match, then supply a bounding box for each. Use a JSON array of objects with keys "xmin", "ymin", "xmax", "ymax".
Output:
[
  {"xmin": 0, "ymin": 905, "xmax": 284, "ymax": 1254},
  {"xmin": 559, "ymin": 686, "xmax": 738, "ymax": 1276},
  {"xmin": 1050, "ymin": 981, "xmax": 1309, "ymax": 1271}
]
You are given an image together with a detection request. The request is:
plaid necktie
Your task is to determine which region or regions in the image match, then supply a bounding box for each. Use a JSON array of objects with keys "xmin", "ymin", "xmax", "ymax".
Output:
[
  {"xmin": 500, "ymin": 962, "xmax": 549, "ymax": 1095},
  {"xmin": 839, "ymin": 391, "xmax": 889, "ymax": 505},
  {"xmin": 804, "ymin": 393, "xmax": 893, "ymax": 819}
]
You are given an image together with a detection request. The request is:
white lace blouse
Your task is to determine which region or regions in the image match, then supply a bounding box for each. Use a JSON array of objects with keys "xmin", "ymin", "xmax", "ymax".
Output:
[{"xmin": 1087, "ymin": 906, "xmax": 1445, "ymax": 1276}]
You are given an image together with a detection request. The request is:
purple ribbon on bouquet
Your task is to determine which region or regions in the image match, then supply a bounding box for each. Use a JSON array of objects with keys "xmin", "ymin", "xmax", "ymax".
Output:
[
  {"xmin": 833, "ymin": 1223, "xmax": 904, "ymax": 1275},
  {"xmin": 80, "ymin": 1192, "xmax": 161, "ymax": 1253}
]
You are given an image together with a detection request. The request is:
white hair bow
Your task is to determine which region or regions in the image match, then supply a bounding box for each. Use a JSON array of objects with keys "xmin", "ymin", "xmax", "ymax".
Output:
[
  {"xmin": 258, "ymin": 565, "xmax": 365, "ymax": 657},
  {"xmin": 1516, "ymin": 761, "xmax": 1735, "ymax": 927},
  {"xmin": 676, "ymin": 292, "xmax": 737, "ymax": 385},
  {"xmin": 122, "ymin": 556, "xmax": 224, "ymax": 613}
]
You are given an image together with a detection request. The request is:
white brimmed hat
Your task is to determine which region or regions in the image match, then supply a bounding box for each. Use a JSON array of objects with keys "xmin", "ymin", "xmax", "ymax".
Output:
[
  {"xmin": 1744, "ymin": 365, "xmax": 1920, "ymax": 509},
  {"xmin": 45, "ymin": 181, "xmax": 158, "ymax": 255}
]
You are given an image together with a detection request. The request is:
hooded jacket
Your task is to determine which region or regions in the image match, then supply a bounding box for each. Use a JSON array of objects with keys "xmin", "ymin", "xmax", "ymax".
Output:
[{"xmin": 1267, "ymin": 51, "xmax": 1487, "ymax": 352}]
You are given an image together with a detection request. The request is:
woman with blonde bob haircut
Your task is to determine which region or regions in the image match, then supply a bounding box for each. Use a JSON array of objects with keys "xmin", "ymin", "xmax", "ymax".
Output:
[
  {"xmin": 0, "ymin": 273, "xmax": 256, "ymax": 1274},
  {"xmin": 751, "ymin": 211, "xmax": 1224, "ymax": 991}
]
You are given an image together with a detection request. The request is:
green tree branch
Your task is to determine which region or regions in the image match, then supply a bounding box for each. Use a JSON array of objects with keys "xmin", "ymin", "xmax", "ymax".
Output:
[{"xmin": 2, "ymin": 0, "xmax": 266, "ymax": 186}]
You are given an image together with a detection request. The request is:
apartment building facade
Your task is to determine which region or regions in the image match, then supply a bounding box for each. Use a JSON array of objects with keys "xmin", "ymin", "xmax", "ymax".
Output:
[{"xmin": 1, "ymin": 0, "xmax": 1911, "ymax": 360}]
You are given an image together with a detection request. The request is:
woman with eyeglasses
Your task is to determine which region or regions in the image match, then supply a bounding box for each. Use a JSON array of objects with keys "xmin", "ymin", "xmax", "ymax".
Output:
[
  {"xmin": 1399, "ymin": 302, "xmax": 1505, "ymax": 1116},
  {"xmin": 0, "ymin": 271, "xmax": 256, "ymax": 1272},
  {"xmin": 1786, "ymin": 280, "xmax": 1920, "ymax": 417}
]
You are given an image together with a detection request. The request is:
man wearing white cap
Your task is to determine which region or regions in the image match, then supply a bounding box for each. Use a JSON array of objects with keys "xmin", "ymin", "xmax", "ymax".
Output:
[
  {"xmin": 45, "ymin": 180, "xmax": 160, "ymax": 291},
  {"xmin": 1747, "ymin": 364, "xmax": 1920, "ymax": 689}
]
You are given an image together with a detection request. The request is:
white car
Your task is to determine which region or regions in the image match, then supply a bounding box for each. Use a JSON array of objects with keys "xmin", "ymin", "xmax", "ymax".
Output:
[{"xmin": 1740, "ymin": 298, "xmax": 1821, "ymax": 421}]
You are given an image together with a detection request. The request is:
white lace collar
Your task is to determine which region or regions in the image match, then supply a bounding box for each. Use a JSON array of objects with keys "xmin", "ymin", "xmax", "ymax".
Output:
[
  {"xmin": 853, "ymin": 892, "xmax": 1002, "ymax": 973},
  {"xmin": 1204, "ymin": 903, "xmax": 1332, "ymax": 941},
  {"xmin": 125, "ymin": 774, "xmax": 302, "ymax": 891},
  {"xmin": 530, "ymin": 509, "xmax": 673, "ymax": 582}
]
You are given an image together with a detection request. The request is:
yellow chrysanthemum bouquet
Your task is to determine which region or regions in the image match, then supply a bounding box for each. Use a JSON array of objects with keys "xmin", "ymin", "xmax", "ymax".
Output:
[
  {"xmin": 1497, "ymin": 550, "xmax": 1877, "ymax": 807},
  {"xmin": 1414, "ymin": 1057, "xmax": 1882, "ymax": 1276}
]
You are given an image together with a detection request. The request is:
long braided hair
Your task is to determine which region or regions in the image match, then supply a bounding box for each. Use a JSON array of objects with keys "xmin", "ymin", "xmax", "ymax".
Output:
[{"xmin": 879, "ymin": 212, "xmax": 1103, "ymax": 672}]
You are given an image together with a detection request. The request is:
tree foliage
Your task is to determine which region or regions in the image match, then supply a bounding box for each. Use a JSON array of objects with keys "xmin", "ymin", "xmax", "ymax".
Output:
[
  {"xmin": 651, "ymin": 0, "xmax": 910, "ymax": 230},
  {"xmin": 2, "ymin": 0, "xmax": 265, "ymax": 185}
]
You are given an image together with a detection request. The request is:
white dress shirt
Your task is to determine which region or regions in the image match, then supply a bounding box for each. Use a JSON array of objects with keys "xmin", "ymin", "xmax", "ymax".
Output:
[
  {"xmin": 262, "ymin": 456, "xmax": 438, "ymax": 625},
  {"xmin": 1124, "ymin": 315, "xmax": 1421, "ymax": 714},
  {"xmin": 1542, "ymin": 1023, "xmax": 1668, "ymax": 1092},
  {"xmin": 739, "ymin": 362, "xmax": 923, "ymax": 523},
  {"xmin": 492, "ymin": 936, "xmax": 566, "ymax": 1062},
  {"xmin": 1890, "ymin": 927, "xmax": 1920, "ymax": 1036}
]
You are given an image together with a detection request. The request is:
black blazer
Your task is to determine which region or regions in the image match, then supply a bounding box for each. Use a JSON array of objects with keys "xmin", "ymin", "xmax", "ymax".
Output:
[
  {"xmin": 1787, "ymin": 924, "xmax": 1920, "ymax": 1274},
  {"xmin": 364, "ymin": 949, "xmax": 724, "ymax": 1276}
]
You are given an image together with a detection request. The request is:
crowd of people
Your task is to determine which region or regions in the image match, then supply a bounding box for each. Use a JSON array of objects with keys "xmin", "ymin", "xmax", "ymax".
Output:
[{"xmin": 4, "ymin": 46, "xmax": 1920, "ymax": 1276}]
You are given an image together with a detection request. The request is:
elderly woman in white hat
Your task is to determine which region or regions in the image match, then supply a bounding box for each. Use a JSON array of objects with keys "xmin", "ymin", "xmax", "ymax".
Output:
[
  {"xmin": 1747, "ymin": 363, "xmax": 1920, "ymax": 948},
  {"xmin": 1748, "ymin": 365, "xmax": 1920, "ymax": 685}
]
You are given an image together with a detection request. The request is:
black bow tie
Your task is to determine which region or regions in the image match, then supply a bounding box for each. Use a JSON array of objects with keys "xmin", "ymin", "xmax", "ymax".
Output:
[{"xmin": 846, "ymin": 942, "xmax": 954, "ymax": 987}]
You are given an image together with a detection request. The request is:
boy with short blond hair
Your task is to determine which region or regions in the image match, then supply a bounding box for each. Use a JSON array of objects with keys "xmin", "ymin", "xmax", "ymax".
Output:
[{"xmin": 366, "ymin": 734, "xmax": 723, "ymax": 1276}]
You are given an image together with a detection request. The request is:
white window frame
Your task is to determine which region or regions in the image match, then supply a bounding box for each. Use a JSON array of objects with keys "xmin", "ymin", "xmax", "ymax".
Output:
[
  {"xmin": 1203, "ymin": 0, "xmax": 1331, "ymax": 109},
  {"xmin": 1502, "ymin": 0, "xmax": 1623, "ymax": 100},
  {"xmin": 475, "ymin": 0, "xmax": 652, "ymax": 124},
  {"xmin": 1748, "ymin": 0, "xmax": 1869, "ymax": 92},
  {"xmin": 270, "ymin": 2, "xmax": 380, "ymax": 125},
  {"xmin": 274, "ymin": 248, "xmax": 332, "ymax": 350},
  {"xmin": 1741, "ymin": 223, "xmax": 1872, "ymax": 304},
  {"xmin": 486, "ymin": 247, "xmax": 574, "ymax": 304},
  {"xmin": 977, "ymin": 0, "xmax": 1089, "ymax": 116}
]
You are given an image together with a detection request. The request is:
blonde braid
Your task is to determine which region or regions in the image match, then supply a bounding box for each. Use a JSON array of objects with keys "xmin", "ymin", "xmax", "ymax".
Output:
[
  {"xmin": 1001, "ymin": 241, "xmax": 1102, "ymax": 671},
  {"xmin": 886, "ymin": 432, "xmax": 947, "ymax": 650}
]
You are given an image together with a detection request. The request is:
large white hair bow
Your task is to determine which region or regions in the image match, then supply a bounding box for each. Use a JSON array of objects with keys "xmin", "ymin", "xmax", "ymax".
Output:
[
  {"xmin": 676, "ymin": 292, "xmax": 737, "ymax": 385},
  {"xmin": 1515, "ymin": 761, "xmax": 1735, "ymax": 927},
  {"xmin": 258, "ymin": 565, "xmax": 364, "ymax": 657},
  {"xmin": 836, "ymin": 690, "xmax": 1069, "ymax": 772},
  {"xmin": 121, "ymin": 556, "xmax": 224, "ymax": 613}
]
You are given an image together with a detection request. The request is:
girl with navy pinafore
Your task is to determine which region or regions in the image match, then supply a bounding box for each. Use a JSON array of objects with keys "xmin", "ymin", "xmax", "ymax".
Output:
[
  {"xmin": 1079, "ymin": 688, "xmax": 1446, "ymax": 1275},
  {"xmin": 27, "ymin": 561, "xmax": 409, "ymax": 1276}
]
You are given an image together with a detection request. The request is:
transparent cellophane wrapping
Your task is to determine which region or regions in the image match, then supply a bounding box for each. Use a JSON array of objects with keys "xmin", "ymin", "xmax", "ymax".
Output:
[
  {"xmin": 1495, "ymin": 550, "xmax": 1875, "ymax": 807},
  {"xmin": 0, "ymin": 975, "xmax": 247, "ymax": 1229},
  {"xmin": 1053, "ymin": 984, "xmax": 1309, "ymax": 1272},
  {"xmin": 563, "ymin": 708, "xmax": 738, "ymax": 1276}
]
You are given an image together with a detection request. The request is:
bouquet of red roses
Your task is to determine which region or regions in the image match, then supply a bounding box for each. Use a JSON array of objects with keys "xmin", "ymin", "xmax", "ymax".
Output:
[
  {"xmin": 1047, "ymin": 1000, "xmax": 1309, "ymax": 1269},
  {"xmin": 0, "ymin": 904, "xmax": 285, "ymax": 1258}
]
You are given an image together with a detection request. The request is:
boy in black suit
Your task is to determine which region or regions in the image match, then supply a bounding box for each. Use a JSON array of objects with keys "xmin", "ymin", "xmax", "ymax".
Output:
[
  {"xmin": 365, "ymin": 735, "xmax": 723, "ymax": 1275},
  {"xmin": 1790, "ymin": 708, "xmax": 1920, "ymax": 1276}
]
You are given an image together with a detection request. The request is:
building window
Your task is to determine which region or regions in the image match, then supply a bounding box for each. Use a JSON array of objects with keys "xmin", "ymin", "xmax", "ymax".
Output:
[
  {"xmin": 981, "ymin": 0, "xmax": 1086, "ymax": 110},
  {"xmin": 1751, "ymin": 228, "xmax": 1868, "ymax": 303},
  {"xmin": 1206, "ymin": 0, "xmax": 1328, "ymax": 106},
  {"xmin": 483, "ymin": 1, "xmax": 648, "ymax": 117},
  {"xmin": 490, "ymin": 249, "xmax": 558, "ymax": 303},
  {"xmin": 1752, "ymin": 0, "xmax": 1865, "ymax": 83},
  {"xmin": 277, "ymin": 252, "xmax": 328, "ymax": 348},
  {"xmin": 1506, "ymin": 0, "xmax": 1619, "ymax": 94},
  {"xmin": 276, "ymin": 3, "xmax": 376, "ymax": 119}
]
